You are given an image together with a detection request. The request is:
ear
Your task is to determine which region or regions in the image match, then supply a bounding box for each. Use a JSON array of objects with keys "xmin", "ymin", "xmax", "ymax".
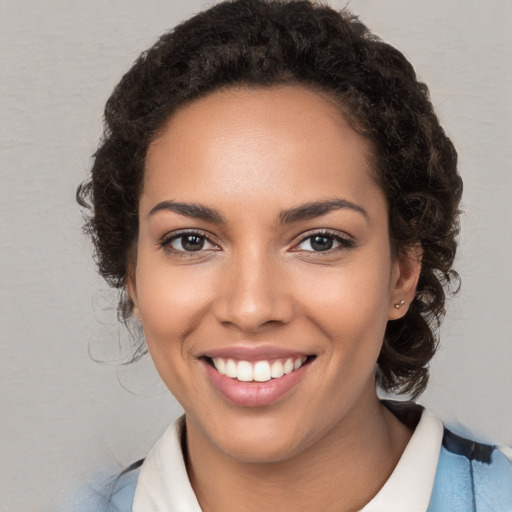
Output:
[
  {"xmin": 126, "ymin": 269, "xmax": 142, "ymax": 321},
  {"xmin": 388, "ymin": 244, "xmax": 422, "ymax": 320}
]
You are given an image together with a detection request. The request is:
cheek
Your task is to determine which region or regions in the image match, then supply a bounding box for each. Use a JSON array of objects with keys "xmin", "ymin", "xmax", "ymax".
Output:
[
  {"xmin": 135, "ymin": 256, "xmax": 214, "ymax": 353},
  {"xmin": 297, "ymin": 262, "xmax": 392, "ymax": 326},
  {"xmin": 292, "ymin": 255, "xmax": 392, "ymax": 368},
  {"xmin": 134, "ymin": 257, "xmax": 218, "ymax": 404}
]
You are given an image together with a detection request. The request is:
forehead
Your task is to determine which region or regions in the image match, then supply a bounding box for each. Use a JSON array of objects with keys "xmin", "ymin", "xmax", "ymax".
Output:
[{"xmin": 142, "ymin": 85, "xmax": 382, "ymax": 216}]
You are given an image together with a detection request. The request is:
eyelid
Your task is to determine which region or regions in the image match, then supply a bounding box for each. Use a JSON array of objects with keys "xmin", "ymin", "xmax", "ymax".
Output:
[
  {"xmin": 159, "ymin": 228, "xmax": 221, "ymax": 253},
  {"xmin": 157, "ymin": 228, "xmax": 354, "ymax": 254},
  {"xmin": 290, "ymin": 229, "xmax": 356, "ymax": 252}
]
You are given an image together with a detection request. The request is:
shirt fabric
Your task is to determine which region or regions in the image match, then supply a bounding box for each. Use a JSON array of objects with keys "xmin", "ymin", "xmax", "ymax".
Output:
[{"xmin": 82, "ymin": 402, "xmax": 512, "ymax": 511}]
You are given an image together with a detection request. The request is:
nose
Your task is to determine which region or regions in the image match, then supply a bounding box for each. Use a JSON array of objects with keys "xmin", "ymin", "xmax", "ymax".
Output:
[{"xmin": 212, "ymin": 249, "xmax": 294, "ymax": 333}]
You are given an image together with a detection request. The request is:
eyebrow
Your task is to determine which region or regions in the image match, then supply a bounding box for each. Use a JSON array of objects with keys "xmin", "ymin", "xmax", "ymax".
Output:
[
  {"xmin": 148, "ymin": 201, "xmax": 226, "ymax": 223},
  {"xmin": 148, "ymin": 198, "xmax": 369, "ymax": 225},
  {"xmin": 280, "ymin": 198, "xmax": 370, "ymax": 224}
]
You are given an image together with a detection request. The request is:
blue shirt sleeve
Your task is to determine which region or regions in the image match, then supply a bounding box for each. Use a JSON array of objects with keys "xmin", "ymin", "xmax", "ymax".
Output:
[
  {"xmin": 60, "ymin": 467, "xmax": 139, "ymax": 512},
  {"xmin": 428, "ymin": 444, "xmax": 512, "ymax": 512}
]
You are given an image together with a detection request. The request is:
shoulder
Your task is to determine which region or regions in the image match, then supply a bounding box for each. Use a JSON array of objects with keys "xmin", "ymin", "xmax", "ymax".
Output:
[
  {"xmin": 428, "ymin": 428, "xmax": 512, "ymax": 512},
  {"xmin": 62, "ymin": 460, "xmax": 142, "ymax": 512},
  {"xmin": 382, "ymin": 400, "xmax": 512, "ymax": 511},
  {"xmin": 108, "ymin": 460, "xmax": 142, "ymax": 512}
]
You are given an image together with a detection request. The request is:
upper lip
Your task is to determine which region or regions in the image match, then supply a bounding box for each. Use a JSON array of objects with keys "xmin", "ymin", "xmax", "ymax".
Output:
[{"xmin": 202, "ymin": 345, "xmax": 312, "ymax": 361}]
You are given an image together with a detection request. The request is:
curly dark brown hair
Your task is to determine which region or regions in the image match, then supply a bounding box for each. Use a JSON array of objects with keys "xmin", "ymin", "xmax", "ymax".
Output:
[{"xmin": 77, "ymin": 0, "xmax": 462, "ymax": 399}]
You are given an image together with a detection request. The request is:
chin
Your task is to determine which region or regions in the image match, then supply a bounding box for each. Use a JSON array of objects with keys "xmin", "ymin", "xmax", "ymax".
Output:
[
  {"xmin": 222, "ymin": 436, "xmax": 305, "ymax": 465},
  {"xmin": 206, "ymin": 414, "xmax": 315, "ymax": 465}
]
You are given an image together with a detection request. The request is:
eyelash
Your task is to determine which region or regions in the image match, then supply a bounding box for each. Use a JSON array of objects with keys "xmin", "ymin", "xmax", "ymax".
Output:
[
  {"xmin": 159, "ymin": 229, "xmax": 219, "ymax": 255},
  {"xmin": 292, "ymin": 230, "xmax": 356, "ymax": 253},
  {"xmin": 158, "ymin": 229, "xmax": 356, "ymax": 255}
]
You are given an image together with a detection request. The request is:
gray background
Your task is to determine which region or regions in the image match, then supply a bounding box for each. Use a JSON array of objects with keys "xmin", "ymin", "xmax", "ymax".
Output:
[{"xmin": 1, "ymin": 1, "xmax": 511, "ymax": 510}]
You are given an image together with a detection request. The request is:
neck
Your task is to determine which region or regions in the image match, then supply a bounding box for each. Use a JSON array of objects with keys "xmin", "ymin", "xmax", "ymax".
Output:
[{"xmin": 185, "ymin": 389, "xmax": 412, "ymax": 512}]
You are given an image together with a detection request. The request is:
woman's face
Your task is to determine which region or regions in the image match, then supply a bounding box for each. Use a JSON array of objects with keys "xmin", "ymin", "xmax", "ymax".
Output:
[{"xmin": 129, "ymin": 86, "xmax": 418, "ymax": 463}]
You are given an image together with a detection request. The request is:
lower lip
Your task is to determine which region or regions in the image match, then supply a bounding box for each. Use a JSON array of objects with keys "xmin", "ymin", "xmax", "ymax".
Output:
[{"xmin": 202, "ymin": 360, "xmax": 310, "ymax": 407}]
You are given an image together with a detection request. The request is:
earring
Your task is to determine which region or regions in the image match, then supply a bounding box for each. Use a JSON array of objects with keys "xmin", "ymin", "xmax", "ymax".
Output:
[{"xmin": 394, "ymin": 299, "xmax": 405, "ymax": 309}]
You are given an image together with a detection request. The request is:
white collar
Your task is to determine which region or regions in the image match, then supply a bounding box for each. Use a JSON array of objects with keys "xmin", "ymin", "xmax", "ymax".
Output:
[
  {"xmin": 133, "ymin": 407, "xmax": 443, "ymax": 512},
  {"xmin": 361, "ymin": 407, "xmax": 443, "ymax": 511},
  {"xmin": 133, "ymin": 417, "xmax": 201, "ymax": 512}
]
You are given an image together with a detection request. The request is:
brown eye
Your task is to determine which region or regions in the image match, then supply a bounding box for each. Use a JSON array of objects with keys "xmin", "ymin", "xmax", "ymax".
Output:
[
  {"xmin": 310, "ymin": 235, "xmax": 333, "ymax": 252},
  {"xmin": 178, "ymin": 234, "xmax": 205, "ymax": 251},
  {"xmin": 294, "ymin": 231, "xmax": 355, "ymax": 253},
  {"xmin": 162, "ymin": 231, "xmax": 217, "ymax": 253}
]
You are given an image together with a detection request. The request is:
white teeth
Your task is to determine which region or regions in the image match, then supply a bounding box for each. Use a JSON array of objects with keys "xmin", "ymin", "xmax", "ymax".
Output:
[
  {"xmin": 253, "ymin": 361, "xmax": 271, "ymax": 382},
  {"xmin": 213, "ymin": 357, "xmax": 226, "ymax": 375},
  {"xmin": 270, "ymin": 360, "xmax": 284, "ymax": 378},
  {"xmin": 283, "ymin": 358, "xmax": 294, "ymax": 374},
  {"xmin": 211, "ymin": 356, "xmax": 308, "ymax": 382},
  {"xmin": 237, "ymin": 361, "xmax": 253, "ymax": 382},
  {"xmin": 226, "ymin": 358, "xmax": 237, "ymax": 378}
]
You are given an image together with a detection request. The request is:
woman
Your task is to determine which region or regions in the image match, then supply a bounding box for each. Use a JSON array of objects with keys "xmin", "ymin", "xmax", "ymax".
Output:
[{"xmin": 77, "ymin": 0, "xmax": 512, "ymax": 510}]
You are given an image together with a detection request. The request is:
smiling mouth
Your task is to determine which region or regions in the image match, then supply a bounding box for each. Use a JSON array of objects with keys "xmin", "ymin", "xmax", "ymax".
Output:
[{"xmin": 204, "ymin": 356, "xmax": 314, "ymax": 382}]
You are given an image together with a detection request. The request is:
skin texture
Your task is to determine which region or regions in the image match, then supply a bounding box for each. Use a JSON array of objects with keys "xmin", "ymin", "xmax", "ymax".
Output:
[{"xmin": 128, "ymin": 86, "xmax": 421, "ymax": 511}]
